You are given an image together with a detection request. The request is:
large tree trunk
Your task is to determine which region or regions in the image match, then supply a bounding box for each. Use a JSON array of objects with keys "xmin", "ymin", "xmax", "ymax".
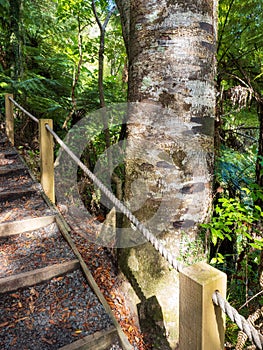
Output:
[{"xmin": 118, "ymin": 0, "xmax": 218, "ymax": 348}]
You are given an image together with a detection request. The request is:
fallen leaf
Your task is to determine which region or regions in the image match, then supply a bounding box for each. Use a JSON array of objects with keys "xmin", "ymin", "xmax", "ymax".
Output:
[
  {"xmin": 107, "ymin": 301, "xmax": 115, "ymax": 308},
  {"xmin": 10, "ymin": 293, "xmax": 20, "ymax": 298},
  {"xmin": 42, "ymin": 337, "xmax": 54, "ymax": 345},
  {"xmin": 10, "ymin": 336, "xmax": 17, "ymax": 346},
  {"xmin": 54, "ymin": 276, "xmax": 64, "ymax": 282},
  {"xmin": 30, "ymin": 288, "xmax": 35, "ymax": 295},
  {"xmin": 15, "ymin": 316, "xmax": 29, "ymax": 323},
  {"xmin": 0, "ymin": 322, "xmax": 9, "ymax": 328},
  {"xmin": 25, "ymin": 321, "xmax": 33, "ymax": 330},
  {"xmin": 128, "ymin": 325, "xmax": 134, "ymax": 333},
  {"xmin": 29, "ymin": 302, "xmax": 35, "ymax": 313},
  {"xmin": 0, "ymin": 159, "xmax": 14, "ymax": 165}
]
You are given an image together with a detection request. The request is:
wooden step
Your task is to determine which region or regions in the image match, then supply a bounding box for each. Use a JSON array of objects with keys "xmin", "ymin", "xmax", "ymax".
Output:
[
  {"xmin": 0, "ymin": 138, "xmax": 8, "ymax": 145},
  {"xmin": 0, "ymin": 150, "xmax": 18, "ymax": 158},
  {"xmin": 0, "ymin": 260, "xmax": 80, "ymax": 293},
  {"xmin": 0, "ymin": 165, "xmax": 25, "ymax": 176},
  {"xmin": 59, "ymin": 327, "xmax": 119, "ymax": 350},
  {"xmin": 0, "ymin": 215, "xmax": 56, "ymax": 237},
  {"xmin": 0, "ymin": 187, "xmax": 37, "ymax": 201}
]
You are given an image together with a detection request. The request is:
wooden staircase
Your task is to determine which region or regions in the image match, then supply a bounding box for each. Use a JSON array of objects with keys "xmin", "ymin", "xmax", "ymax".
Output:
[{"xmin": 0, "ymin": 132, "xmax": 131, "ymax": 350}]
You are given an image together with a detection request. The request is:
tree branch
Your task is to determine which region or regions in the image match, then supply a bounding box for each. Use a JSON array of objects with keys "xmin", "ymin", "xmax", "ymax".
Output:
[
  {"xmin": 63, "ymin": 16, "xmax": 85, "ymax": 129},
  {"xmin": 217, "ymin": 0, "xmax": 235, "ymax": 54},
  {"xmin": 91, "ymin": 1, "xmax": 123, "ymax": 200}
]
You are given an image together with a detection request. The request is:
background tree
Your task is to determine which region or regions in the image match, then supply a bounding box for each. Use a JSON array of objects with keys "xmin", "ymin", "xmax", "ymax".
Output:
[
  {"xmin": 217, "ymin": 0, "xmax": 263, "ymax": 192},
  {"xmin": 204, "ymin": 0, "xmax": 263, "ymax": 345}
]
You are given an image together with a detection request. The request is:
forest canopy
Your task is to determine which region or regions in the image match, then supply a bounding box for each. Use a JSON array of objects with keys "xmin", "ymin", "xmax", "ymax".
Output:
[{"xmin": 0, "ymin": 0, "xmax": 127, "ymax": 129}]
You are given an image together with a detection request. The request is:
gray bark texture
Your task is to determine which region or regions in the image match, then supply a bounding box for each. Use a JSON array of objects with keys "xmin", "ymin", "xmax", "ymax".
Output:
[
  {"xmin": 117, "ymin": 1, "xmax": 218, "ymax": 348},
  {"xmin": 115, "ymin": 0, "xmax": 130, "ymax": 53}
]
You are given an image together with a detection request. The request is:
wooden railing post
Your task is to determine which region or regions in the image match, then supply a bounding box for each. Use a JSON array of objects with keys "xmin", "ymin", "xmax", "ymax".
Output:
[
  {"xmin": 179, "ymin": 261, "xmax": 227, "ymax": 349},
  {"xmin": 5, "ymin": 94, "xmax": 14, "ymax": 145},
  {"xmin": 39, "ymin": 119, "xmax": 55, "ymax": 203}
]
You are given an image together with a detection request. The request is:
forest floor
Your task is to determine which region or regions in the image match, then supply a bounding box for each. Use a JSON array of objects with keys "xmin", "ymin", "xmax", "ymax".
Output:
[
  {"xmin": 0, "ymin": 133, "xmax": 123, "ymax": 350},
  {"xmin": 12, "ymin": 128, "xmax": 172, "ymax": 349},
  {"xmin": 55, "ymin": 202, "xmax": 156, "ymax": 350},
  {"xmin": 0, "ymin": 129, "xmax": 157, "ymax": 349}
]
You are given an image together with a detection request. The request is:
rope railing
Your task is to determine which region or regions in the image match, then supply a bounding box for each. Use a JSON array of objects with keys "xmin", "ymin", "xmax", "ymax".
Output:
[
  {"xmin": 213, "ymin": 291, "xmax": 263, "ymax": 349},
  {"xmin": 8, "ymin": 96, "xmax": 39, "ymax": 124},
  {"xmin": 45, "ymin": 124, "xmax": 186, "ymax": 273},
  {"xmin": 5, "ymin": 95, "xmax": 263, "ymax": 349}
]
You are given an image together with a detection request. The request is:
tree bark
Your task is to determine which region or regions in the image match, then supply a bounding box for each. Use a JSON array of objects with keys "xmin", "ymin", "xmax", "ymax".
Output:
[
  {"xmin": 118, "ymin": 0, "xmax": 218, "ymax": 348},
  {"xmin": 114, "ymin": 0, "xmax": 130, "ymax": 54}
]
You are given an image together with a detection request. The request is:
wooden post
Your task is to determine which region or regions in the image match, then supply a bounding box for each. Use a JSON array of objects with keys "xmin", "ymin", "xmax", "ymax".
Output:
[
  {"xmin": 179, "ymin": 261, "xmax": 227, "ymax": 350},
  {"xmin": 5, "ymin": 94, "xmax": 14, "ymax": 145},
  {"xmin": 39, "ymin": 119, "xmax": 55, "ymax": 203}
]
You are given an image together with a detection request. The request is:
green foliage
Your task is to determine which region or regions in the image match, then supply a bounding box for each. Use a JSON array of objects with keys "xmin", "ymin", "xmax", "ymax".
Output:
[
  {"xmin": 178, "ymin": 233, "xmax": 206, "ymax": 266},
  {"xmin": 202, "ymin": 193, "xmax": 263, "ymax": 253},
  {"xmin": 218, "ymin": 0, "xmax": 263, "ymax": 85},
  {"xmin": 216, "ymin": 146, "xmax": 256, "ymax": 191},
  {"xmin": 0, "ymin": 0, "xmax": 127, "ymax": 130},
  {"xmin": 204, "ymin": 140, "xmax": 263, "ymax": 264},
  {"xmin": 215, "ymin": 0, "xmax": 263, "ymax": 283},
  {"xmin": 17, "ymin": 145, "xmax": 40, "ymax": 179},
  {"xmin": 203, "ymin": 145, "xmax": 263, "ymax": 344},
  {"xmin": 0, "ymin": 0, "xmax": 127, "ymax": 213}
]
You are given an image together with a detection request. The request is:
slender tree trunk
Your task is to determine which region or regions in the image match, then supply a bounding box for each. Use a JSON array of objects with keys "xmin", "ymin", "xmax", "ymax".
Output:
[
  {"xmin": 92, "ymin": 2, "xmax": 116, "ymax": 167},
  {"xmin": 115, "ymin": 0, "xmax": 130, "ymax": 54},
  {"xmin": 118, "ymin": 1, "xmax": 218, "ymax": 348},
  {"xmin": 63, "ymin": 17, "xmax": 84, "ymax": 129},
  {"xmin": 9, "ymin": 0, "xmax": 23, "ymax": 81},
  {"xmin": 256, "ymin": 102, "xmax": 263, "ymax": 201}
]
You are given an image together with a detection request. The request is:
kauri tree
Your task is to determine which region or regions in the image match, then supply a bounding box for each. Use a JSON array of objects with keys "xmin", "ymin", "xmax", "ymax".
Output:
[{"xmin": 115, "ymin": 0, "xmax": 218, "ymax": 348}]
